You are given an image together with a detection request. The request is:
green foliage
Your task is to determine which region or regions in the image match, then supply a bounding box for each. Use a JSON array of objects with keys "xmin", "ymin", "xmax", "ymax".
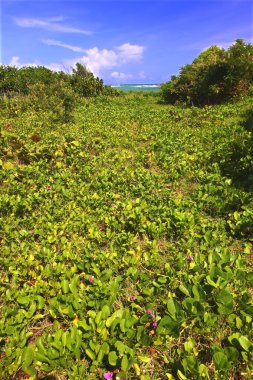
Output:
[
  {"xmin": 161, "ymin": 39, "xmax": 253, "ymax": 106},
  {"xmin": 0, "ymin": 92, "xmax": 252, "ymax": 379},
  {"xmin": 0, "ymin": 62, "xmax": 116, "ymax": 100},
  {"xmin": 69, "ymin": 62, "xmax": 104, "ymax": 97}
]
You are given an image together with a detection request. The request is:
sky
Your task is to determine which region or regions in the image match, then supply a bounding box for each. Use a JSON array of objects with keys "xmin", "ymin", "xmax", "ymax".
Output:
[{"xmin": 1, "ymin": 0, "xmax": 252, "ymax": 84}]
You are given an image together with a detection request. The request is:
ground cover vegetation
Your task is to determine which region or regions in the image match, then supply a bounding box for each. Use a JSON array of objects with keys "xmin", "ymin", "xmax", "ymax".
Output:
[{"xmin": 0, "ymin": 42, "xmax": 253, "ymax": 379}]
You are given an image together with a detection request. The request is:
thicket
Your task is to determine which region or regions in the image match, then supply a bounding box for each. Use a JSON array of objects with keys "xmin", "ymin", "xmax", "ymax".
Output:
[
  {"xmin": 161, "ymin": 39, "xmax": 253, "ymax": 106},
  {"xmin": 0, "ymin": 63, "xmax": 122, "ymax": 122}
]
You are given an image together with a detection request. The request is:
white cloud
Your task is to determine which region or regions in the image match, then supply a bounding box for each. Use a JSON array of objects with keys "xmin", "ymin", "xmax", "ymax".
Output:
[
  {"xmin": 9, "ymin": 42, "xmax": 145, "ymax": 77},
  {"xmin": 9, "ymin": 56, "xmax": 41, "ymax": 67},
  {"xmin": 75, "ymin": 47, "xmax": 118, "ymax": 76},
  {"xmin": 9, "ymin": 56, "xmax": 20, "ymax": 66},
  {"xmin": 111, "ymin": 71, "xmax": 133, "ymax": 81},
  {"xmin": 116, "ymin": 43, "xmax": 145, "ymax": 62},
  {"xmin": 42, "ymin": 39, "xmax": 86, "ymax": 53},
  {"xmin": 41, "ymin": 39, "xmax": 145, "ymax": 74},
  {"xmin": 60, "ymin": 42, "xmax": 145, "ymax": 76},
  {"xmin": 13, "ymin": 17, "xmax": 92, "ymax": 35}
]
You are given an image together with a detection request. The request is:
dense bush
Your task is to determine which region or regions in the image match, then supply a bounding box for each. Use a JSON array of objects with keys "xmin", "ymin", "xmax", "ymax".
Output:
[
  {"xmin": 0, "ymin": 62, "xmax": 121, "ymax": 123},
  {"xmin": 69, "ymin": 62, "xmax": 104, "ymax": 97},
  {"xmin": 0, "ymin": 62, "xmax": 116, "ymax": 99},
  {"xmin": 161, "ymin": 39, "xmax": 253, "ymax": 106}
]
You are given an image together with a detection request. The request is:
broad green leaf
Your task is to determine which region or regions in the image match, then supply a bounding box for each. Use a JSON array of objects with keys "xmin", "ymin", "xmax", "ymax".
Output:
[
  {"xmin": 35, "ymin": 352, "xmax": 50, "ymax": 364},
  {"xmin": 213, "ymin": 351, "xmax": 229, "ymax": 370},
  {"xmin": 238, "ymin": 336, "xmax": 252, "ymax": 352},
  {"xmin": 184, "ymin": 338, "xmax": 195, "ymax": 353},
  {"xmin": 138, "ymin": 355, "xmax": 151, "ymax": 363},
  {"xmin": 27, "ymin": 302, "xmax": 37, "ymax": 319},
  {"xmin": 61, "ymin": 279, "xmax": 69, "ymax": 294},
  {"xmin": 216, "ymin": 289, "xmax": 233, "ymax": 305},
  {"xmin": 101, "ymin": 304, "xmax": 110, "ymax": 319},
  {"xmin": 106, "ymin": 309, "xmax": 124, "ymax": 327},
  {"xmin": 85, "ymin": 348, "xmax": 95, "ymax": 361},
  {"xmin": 179, "ymin": 284, "xmax": 190, "ymax": 297},
  {"xmin": 177, "ymin": 370, "xmax": 187, "ymax": 380},
  {"xmin": 115, "ymin": 341, "xmax": 127, "ymax": 354},
  {"xmin": 108, "ymin": 351, "xmax": 117, "ymax": 366},
  {"xmin": 22, "ymin": 347, "xmax": 34, "ymax": 366},
  {"xmin": 17, "ymin": 296, "xmax": 30, "ymax": 306},
  {"xmin": 121, "ymin": 355, "xmax": 129, "ymax": 371},
  {"xmin": 167, "ymin": 298, "xmax": 176, "ymax": 320}
]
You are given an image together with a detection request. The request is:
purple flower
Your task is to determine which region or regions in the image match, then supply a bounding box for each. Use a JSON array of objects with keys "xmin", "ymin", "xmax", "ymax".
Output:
[
  {"xmin": 103, "ymin": 372, "xmax": 113, "ymax": 380},
  {"xmin": 47, "ymin": 185, "xmax": 52, "ymax": 190},
  {"xmin": 152, "ymin": 321, "xmax": 158, "ymax": 327},
  {"xmin": 88, "ymin": 277, "xmax": 94, "ymax": 283},
  {"xmin": 187, "ymin": 255, "xmax": 193, "ymax": 260},
  {"xmin": 130, "ymin": 296, "xmax": 135, "ymax": 302},
  {"xmin": 147, "ymin": 309, "xmax": 153, "ymax": 315}
]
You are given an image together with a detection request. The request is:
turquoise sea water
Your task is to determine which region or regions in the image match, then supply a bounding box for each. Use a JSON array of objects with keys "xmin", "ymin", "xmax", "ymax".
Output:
[{"xmin": 111, "ymin": 84, "xmax": 161, "ymax": 92}]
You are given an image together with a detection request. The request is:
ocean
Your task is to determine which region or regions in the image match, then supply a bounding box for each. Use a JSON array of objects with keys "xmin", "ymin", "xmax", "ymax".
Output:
[{"xmin": 110, "ymin": 84, "xmax": 161, "ymax": 92}]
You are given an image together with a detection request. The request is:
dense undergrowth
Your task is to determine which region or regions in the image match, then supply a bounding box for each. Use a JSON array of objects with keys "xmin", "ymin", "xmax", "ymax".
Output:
[{"xmin": 0, "ymin": 91, "xmax": 253, "ymax": 379}]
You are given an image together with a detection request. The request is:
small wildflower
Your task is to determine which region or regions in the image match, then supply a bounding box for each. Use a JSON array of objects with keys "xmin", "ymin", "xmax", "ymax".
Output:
[
  {"xmin": 47, "ymin": 185, "xmax": 52, "ymax": 190},
  {"xmin": 147, "ymin": 309, "xmax": 153, "ymax": 315},
  {"xmin": 152, "ymin": 321, "xmax": 158, "ymax": 327},
  {"xmin": 187, "ymin": 254, "xmax": 193, "ymax": 260},
  {"xmin": 112, "ymin": 203, "xmax": 117, "ymax": 209},
  {"xmin": 130, "ymin": 296, "xmax": 135, "ymax": 302},
  {"xmin": 103, "ymin": 372, "xmax": 113, "ymax": 380},
  {"xmin": 91, "ymin": 256, "xmax": 95, "ymax": 261},
  {"xmin": 88, "ymin": 276, "xmax": 94, "ymax": 283}
]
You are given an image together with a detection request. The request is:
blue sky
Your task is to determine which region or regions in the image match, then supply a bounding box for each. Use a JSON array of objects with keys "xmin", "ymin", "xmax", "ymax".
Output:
[{"xmin": 1, "ymin": 0, "xmax": 252, "ymax": 84}]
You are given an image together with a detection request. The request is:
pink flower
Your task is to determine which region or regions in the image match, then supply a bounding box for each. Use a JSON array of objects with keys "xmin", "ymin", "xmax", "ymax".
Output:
[
  {"xmin": 103, "ymin": 372, "xmax": 113, "ymax": 379},
  {"xmin": 152, "ymin": 321, "xmax": 158, "ymax": 327},
  {"xmin": 187, "ymin": 255, "xmax": 193, "ymax": 260},
  {"xmin": 147, "ymin": 309, "xmax": 154, "ymax": 316},
  {"xmin": 47, "ymin": 185, "xmax": 52, "ymax": 190},
  {"xmin": 130, "ymin": 296, "xmax": 135, "ymax": 302},
  {"xmin": 88, "ymin": 277, "xmax": 94, "ymax": 283}
]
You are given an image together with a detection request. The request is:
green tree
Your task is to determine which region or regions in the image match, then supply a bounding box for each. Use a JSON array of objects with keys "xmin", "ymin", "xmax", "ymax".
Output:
[
  {"xmin": 70, "ymin": 63, "xmax": 104, "ymax": 97},
  {"xmin": 161, "ymin": 39, "xmax": 253, "ymax": 106}
]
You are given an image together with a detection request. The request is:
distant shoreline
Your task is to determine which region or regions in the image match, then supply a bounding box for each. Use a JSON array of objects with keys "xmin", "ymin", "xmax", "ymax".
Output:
[{"xmin": 109, "ymin": 84, "xmax": 161, "ymax": 92}]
